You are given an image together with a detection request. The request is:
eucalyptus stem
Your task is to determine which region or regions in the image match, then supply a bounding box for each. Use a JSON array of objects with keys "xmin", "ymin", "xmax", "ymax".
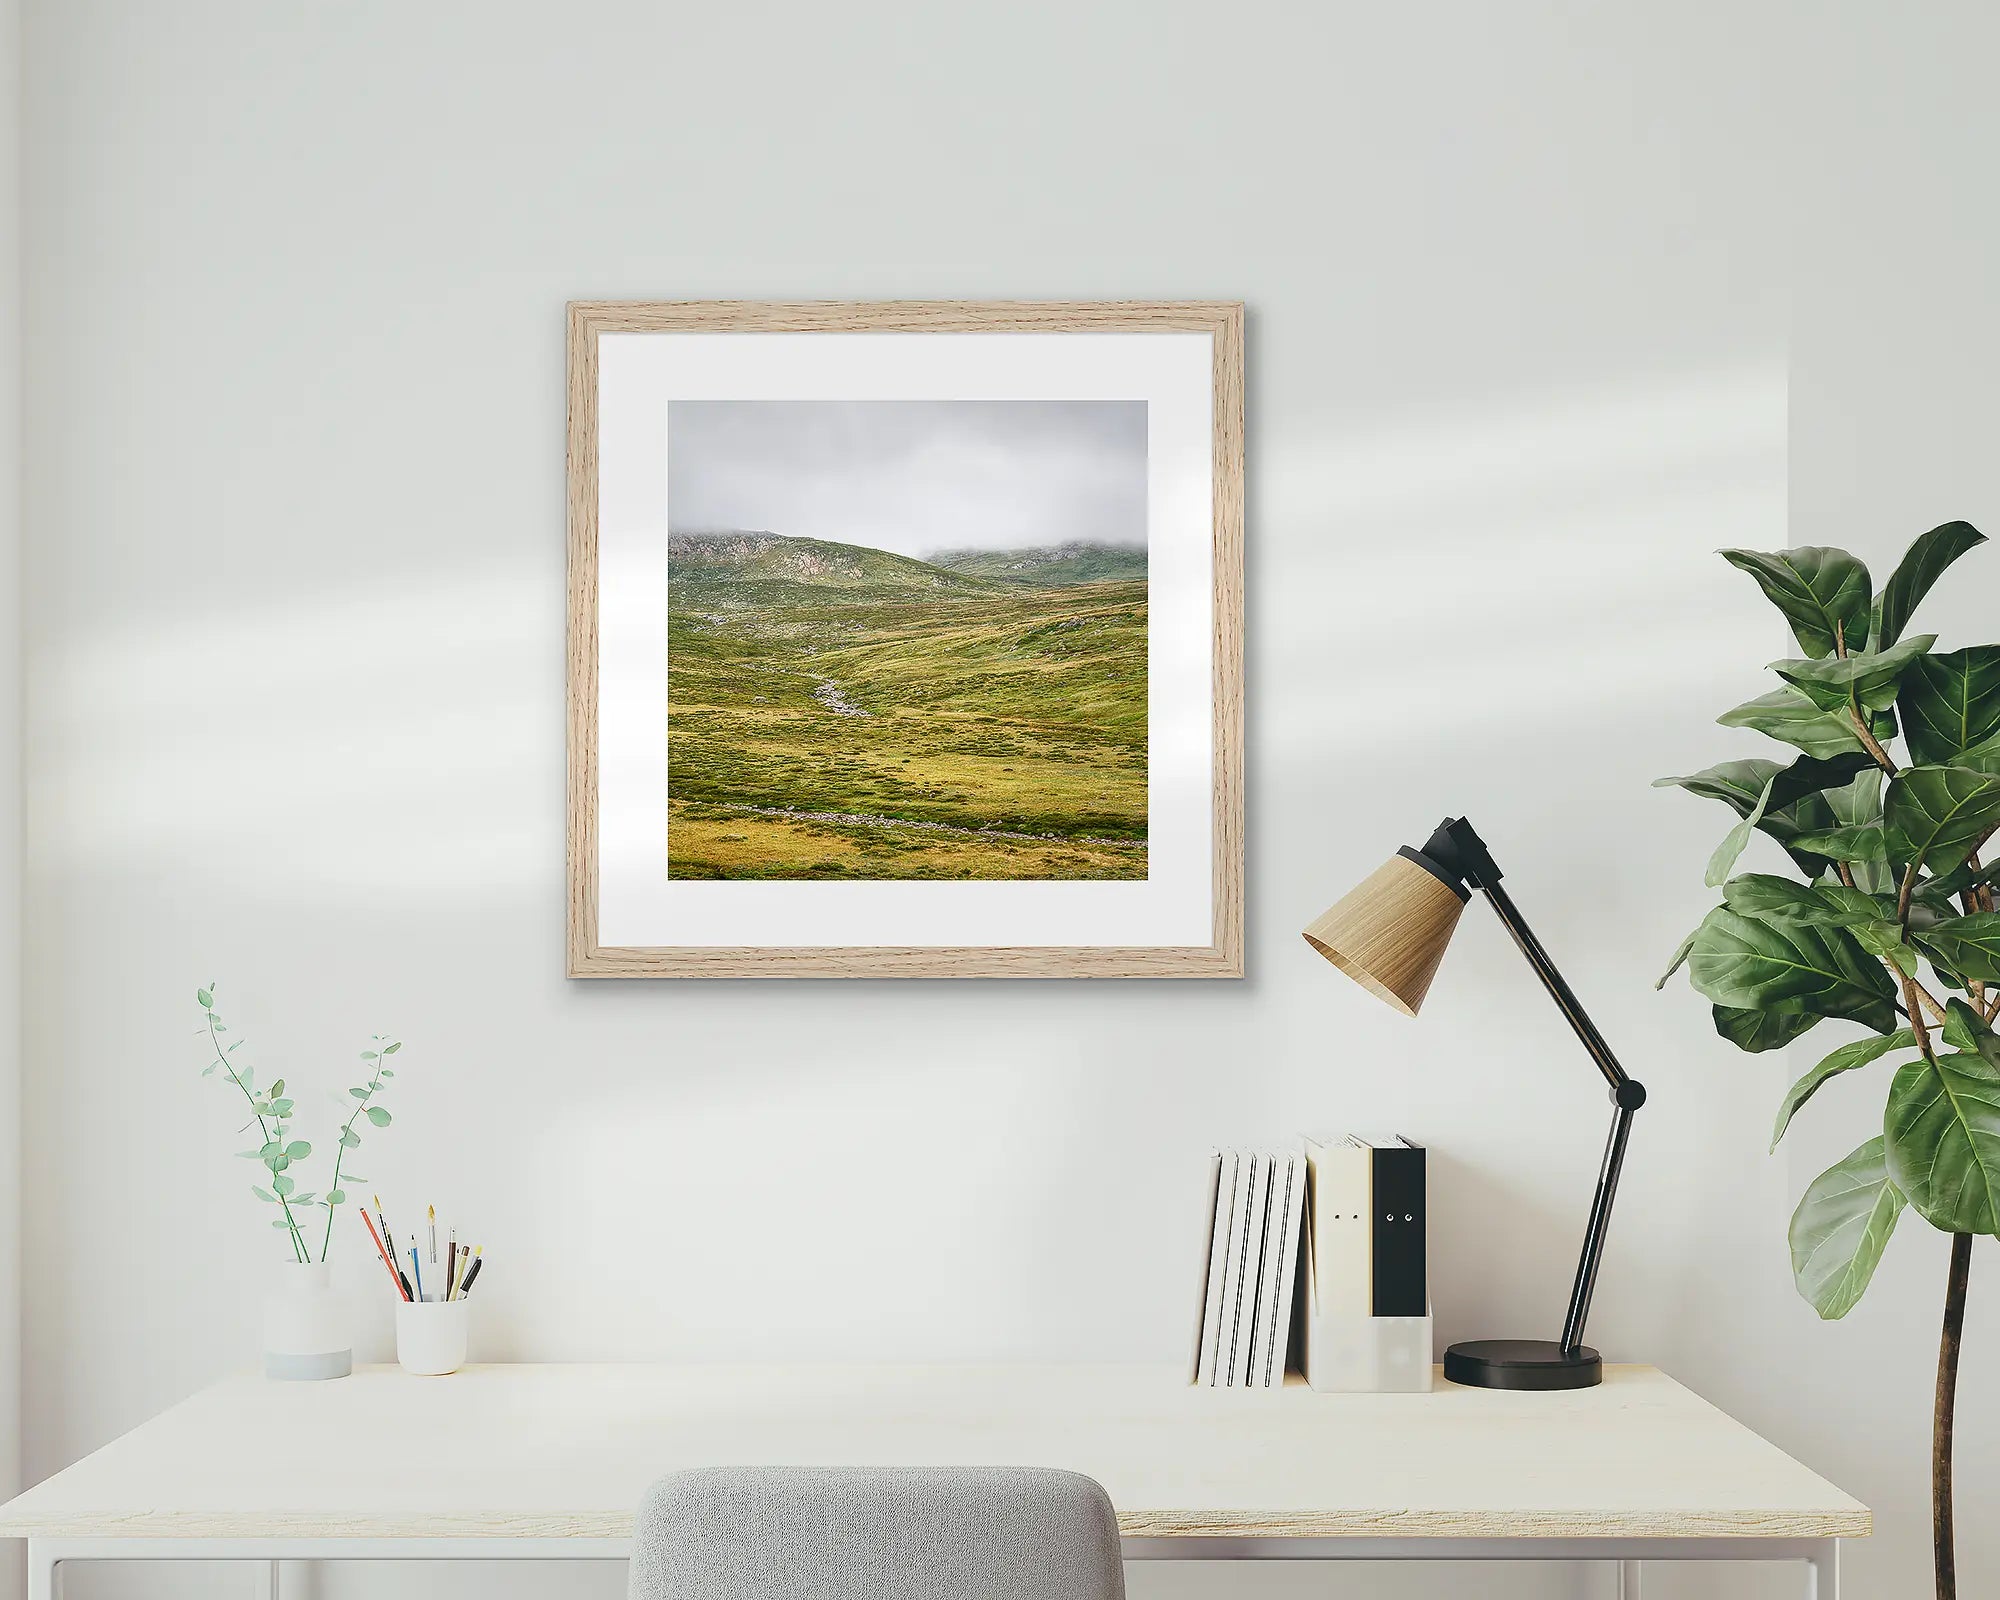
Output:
[
  {"xmin": 318, "ymin": 1071, "xmax": 382, "ymax": 1262},
  {"xmin": 207, "ymin": 1010, "xmax": 308, "ymax": 1262}
]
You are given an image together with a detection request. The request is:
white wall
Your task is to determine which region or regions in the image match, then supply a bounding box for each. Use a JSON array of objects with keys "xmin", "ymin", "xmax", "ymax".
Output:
[{"xmin": 20, "ymin": 2, "xmax": 1975, "ymax": 1598}]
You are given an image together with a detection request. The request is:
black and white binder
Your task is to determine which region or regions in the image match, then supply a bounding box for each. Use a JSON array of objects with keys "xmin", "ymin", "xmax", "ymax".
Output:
[{"xmin": 1353, "ymin": 1135, "xmax": 1426, "ymax": 1317}]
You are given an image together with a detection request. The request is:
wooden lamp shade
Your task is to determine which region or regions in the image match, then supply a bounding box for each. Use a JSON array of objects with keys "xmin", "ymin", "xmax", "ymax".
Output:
[{"xmin": 1301, "ymin": 850, "xmax": 1467, "ymax": 1017}]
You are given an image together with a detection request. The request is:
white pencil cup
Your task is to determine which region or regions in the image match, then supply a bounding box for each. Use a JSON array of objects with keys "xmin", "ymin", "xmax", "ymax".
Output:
[{"xmin": 395, "ymin": 1299, "xmax": 470, "ymax": 1376}]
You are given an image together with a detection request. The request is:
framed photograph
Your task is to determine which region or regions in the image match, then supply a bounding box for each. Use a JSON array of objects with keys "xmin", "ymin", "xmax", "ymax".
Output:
[{"xmin": 566, "ymin": 301, "xmax": 1242, "ymax": 977}]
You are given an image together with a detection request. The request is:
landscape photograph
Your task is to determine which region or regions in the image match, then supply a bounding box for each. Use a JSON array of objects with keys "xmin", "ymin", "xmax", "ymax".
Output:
[{"xmin": 665, "ymin": 399, "xmax": 1148, "ymax": 881}]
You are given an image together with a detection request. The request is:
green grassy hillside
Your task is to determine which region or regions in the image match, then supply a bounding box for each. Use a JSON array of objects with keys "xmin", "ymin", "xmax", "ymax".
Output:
[
  {"xmin": 924, "ymin": 541, "xmax": 1148, "ymax": 586},
  {"xmin": 666, "ymin": 533, "xmax": 1147, "ymax": 880},
  {"xmin": 670, "ymin": 532, "xmax": 1004, "ymax": 605}
]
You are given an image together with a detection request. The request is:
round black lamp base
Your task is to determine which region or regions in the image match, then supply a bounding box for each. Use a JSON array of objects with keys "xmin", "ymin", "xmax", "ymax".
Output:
[{"xmin": 1443, "ymin": 1338, "xmax": 1602, "ymax": 1390}]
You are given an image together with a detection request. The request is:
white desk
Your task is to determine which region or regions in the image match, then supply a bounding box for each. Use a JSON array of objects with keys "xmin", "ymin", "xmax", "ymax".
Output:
[{"xmin": 0, "ymin": 1363, "xmax": 1865, "ymax": 1598}]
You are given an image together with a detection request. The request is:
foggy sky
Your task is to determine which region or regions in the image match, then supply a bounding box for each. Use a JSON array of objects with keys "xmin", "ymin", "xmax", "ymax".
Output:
[{"xmin": 667, "ymin": 400, "xmax": 1147, "ymax": 557}]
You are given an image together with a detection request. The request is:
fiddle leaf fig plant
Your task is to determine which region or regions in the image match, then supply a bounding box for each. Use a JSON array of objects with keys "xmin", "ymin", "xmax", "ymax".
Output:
[
  {"xmin": 195, "ymin": 983, "xmax": 403, "ymax": 1264},
  {"xmin": 1658, "ymin": 520, "xmax": 1996, "ymax": 1600}
]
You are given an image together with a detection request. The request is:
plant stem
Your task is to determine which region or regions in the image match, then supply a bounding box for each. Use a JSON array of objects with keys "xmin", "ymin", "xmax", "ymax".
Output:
[
  {"xmin": 208, "ymin": 1012, "xmax": 308, "ymax": 1262},
  {"xmin": 1851, "ymin": 705, "xmax": 1900, "ymax": 776},
  {"xmin": 318, "ymin": 1073, "xmax": 381, "ymax": 1262},
  {"xmin": 1905, "ymin": 976, "xmax": 1943, "ymax": 1068},
  {"xmin": 1935, "ymin": 1232, "xmax": 1971, "ymax": 1600}
]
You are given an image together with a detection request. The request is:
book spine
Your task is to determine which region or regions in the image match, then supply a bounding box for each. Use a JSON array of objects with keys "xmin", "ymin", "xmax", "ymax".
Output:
[
  {"xmin": 1369, "ymin": 1144, "xmax": 1427, "ymax": 1317},
  {"xmin": 1259, "ymin": 1154, "xmax": 1305, "ymax": 1387},
  {"xmin": 1195, "ymin": 1152, "xmax": 1237, "ymax": 1386},
  {"xmin": 1210, "ymin": 1151, "xmax": 1256, "ymax": 1387},
  {"xmin": 1230, "ymin": 1154, "xmax": 1274, "ymax": 1387}
]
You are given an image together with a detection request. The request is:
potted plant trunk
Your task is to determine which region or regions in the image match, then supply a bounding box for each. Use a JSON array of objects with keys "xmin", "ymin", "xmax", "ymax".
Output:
[{"xmin": 1659, "ymin": 521, "xmax": 1999, "ymax": 1599}]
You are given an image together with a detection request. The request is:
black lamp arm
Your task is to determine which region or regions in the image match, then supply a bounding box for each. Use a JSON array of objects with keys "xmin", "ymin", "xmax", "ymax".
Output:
[{"xmin": 1427, "ymin": 818, "xmax": 1647, "ymax": 1359}]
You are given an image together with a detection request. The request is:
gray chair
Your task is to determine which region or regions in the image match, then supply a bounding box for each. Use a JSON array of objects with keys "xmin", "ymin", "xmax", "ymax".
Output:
[{"xmin": 629, "ymin": 1465, "xmax": 1126, "ymax": 1600}]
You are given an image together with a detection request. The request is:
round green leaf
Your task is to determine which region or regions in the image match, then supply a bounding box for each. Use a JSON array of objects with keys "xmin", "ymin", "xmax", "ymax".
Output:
[
  {"xmin": 285, "ymin": 1141, "xmax": 310, "ymax": 1160},
  {"xmin": 1790, "ymin": 1137, "xmax": 1905, "ymax": 1318},
  {"xmin": 1721, "ymin": 546, "xmax": 1872, "ymax": 659},
  {"xmin": 382, "ymin": 1042, "xmax": 401, "ymax": 1054},
  {"xmin": 327, "ymin": 1190, "xmax": 345, "ymax": 1205},
  {"xmin": 273, "ymin": 1174, "xmax": 294, "ymax": 1197},
  {"xmin": 340, "ymin": 1129, "xmax": 361, "ymax": 1148},
  {"xmin": 1688, "ymin": 905, "xmax": 1898, "ymax": 1034},
  {"xmin": 1884, "ymin": 1048, "xmax": 2000, "ymax": 1234},
  {"xmin": 196, "ymin": 988, "xmax": 213, "ymax": 1008},
  {"xmin": 269, "ymin": 1078, "xmax": 285, "ymax": 1098},
  {"xmin": 365, "ymin": 1106, "xmax": 392, "ymax": 1127},
  {"xmin": 1772, "ymin": 633, "xmax": 1936, "ymax": 714},
  {"xmin": 1900, "ymin": 646, "xmax": 2000, "ymax": 765},
  {"xmin": 1883, "ymin": 764, "xmax": 2000, "ymax": 876},
  {"xmin": 1915, "ymin": 913, "xmax": 2000, "ymax": 983},
  {"xmin": 267, "ymin": 1097, "xmax": 294, "ymax": 1115},
  {"xmin": 1717, "ymin": 688, "xmax": 1867, "ymax": 761}
]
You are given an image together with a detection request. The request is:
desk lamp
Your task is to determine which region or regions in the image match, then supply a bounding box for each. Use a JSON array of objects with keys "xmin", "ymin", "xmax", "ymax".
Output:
[{"xmin": 1302, "ymin": 817, "xmax": 1646, "ymax": 1390}]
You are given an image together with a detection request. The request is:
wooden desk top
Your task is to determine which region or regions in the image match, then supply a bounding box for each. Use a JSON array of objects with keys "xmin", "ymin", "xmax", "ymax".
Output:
[{"xmin": 0, "ymin": 1363, "xmax": 1868, "ymax": 1542}]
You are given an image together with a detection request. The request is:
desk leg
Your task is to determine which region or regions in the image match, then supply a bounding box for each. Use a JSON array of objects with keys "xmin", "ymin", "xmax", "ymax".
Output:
[
  {"xmin": 1617, "ymin": 1559, "xmax": 1640, "ymax": 1598},
  {"xmin": 26, "ymin": 1541, "xmax": 59, "ymax": 1600},
  {"xmin": 250, "ymin": 1558, "xmax": 281, "ymax": 1600},
  {"xmin": 1805, "ymin": 1538, "xmax": 1839, "ymax": 1599}
]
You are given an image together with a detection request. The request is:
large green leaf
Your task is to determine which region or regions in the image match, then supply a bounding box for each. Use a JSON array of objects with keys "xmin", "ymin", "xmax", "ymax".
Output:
[
  {"xmin": 1723, "ymin": 875, "xmax": 1913, "ymax": 973},
  {"xmin": 1773, "ymin": 634, "xmax": 1936, "ymax": 714},
  {"xmin": 1787, "ymin": 824, "xmax": 1889, "ymax": 865},
  {"xmin": 1882, "ymin": 764, "xmax": 2000, "ymax": 877},
  {"xmin": 1900, "ymin": 647, "xmax": 2000, "ymax": 766},
  {"xmin": 1874, "ymin": 520, "xmax": 1987, "ymax": 648},
  {"xmin": 1789, "ymin": 1138, "xmax": 1905, "ymax": 1319},
  {"xmin": 1772, "ymin": 1030, "xmax": 1917, "ymax": 1149},
  {"xmin": 1688, "ymin": 905, "xmax": 1898, "ymax": 1033},
  {"xmin": 1723, "ymin": 874, "xmax": 1872, "ymax": 926},
  {"xmin": 1721, "ymin": 546, "xmax": 1872, "ymax": 659},
  {"xmin": 1713, "ymin": 1002, "xmax": 1815, "ymax": 1052},
  {"xmin": 1884, "ymin": 1046, "xmax": 2000, "ymax": 1234},
  {"xmin": 1718, "ymin": 688, "xmax": 1868, "ymax": 760},
  {"xmin": 1914, "ymin": 912, "xmax": 2000, "ymax": 983}
]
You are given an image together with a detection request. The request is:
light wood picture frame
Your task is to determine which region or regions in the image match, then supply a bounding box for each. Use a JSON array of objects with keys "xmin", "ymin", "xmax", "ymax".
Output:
[{"xmin": 567, "ymin": 300, "xmax": 1243, "ymax": 977}]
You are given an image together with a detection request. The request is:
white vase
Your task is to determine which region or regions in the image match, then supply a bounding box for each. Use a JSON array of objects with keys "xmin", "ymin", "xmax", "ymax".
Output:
[{"xmin": 262, "ymin": 1261, "xmax": 351, "ymax": 1380}]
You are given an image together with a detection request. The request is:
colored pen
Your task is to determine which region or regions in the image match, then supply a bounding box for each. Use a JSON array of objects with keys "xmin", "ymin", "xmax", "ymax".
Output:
[
  {"xmin": 459, "ymin": 1248, "xmax": 483, "ymax": 1297},
  {"xmin": 360, "ymin": 1210, "xmax": 410, "ymax": 1301},
  {"xmin": 410, "ymin": 1237, "xmax": 425, "ymax": 1302},
  {"xmin": 376, "ymin": 1197, "xmax": 415, "ymax": 1298},
  {"xmin": 447, "ymin": 1233, "xmax": 458, "ymax": 1301}
]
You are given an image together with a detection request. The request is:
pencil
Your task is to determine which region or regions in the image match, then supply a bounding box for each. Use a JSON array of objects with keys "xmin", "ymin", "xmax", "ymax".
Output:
[
  {"xmin": 459, "ymin": 1248, "xmax": 483, "ymax": 1297},
  {"xmin": 410, "ymin": 1237, "xmax": 425, "ymax": 1302},
  {"xmin": 428, "ymin": 1205, "xmax": 437, "ymax": 1267},
  {"xmin": 360, "ymin": 1210, "xmax": 410, "ymax": 1301}
]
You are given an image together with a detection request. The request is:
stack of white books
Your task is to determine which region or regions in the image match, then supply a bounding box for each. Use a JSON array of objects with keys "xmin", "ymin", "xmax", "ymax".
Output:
[{"xmin": 1187, "ymin": 1149, "xmax": 1307, "ymax": 1388}]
